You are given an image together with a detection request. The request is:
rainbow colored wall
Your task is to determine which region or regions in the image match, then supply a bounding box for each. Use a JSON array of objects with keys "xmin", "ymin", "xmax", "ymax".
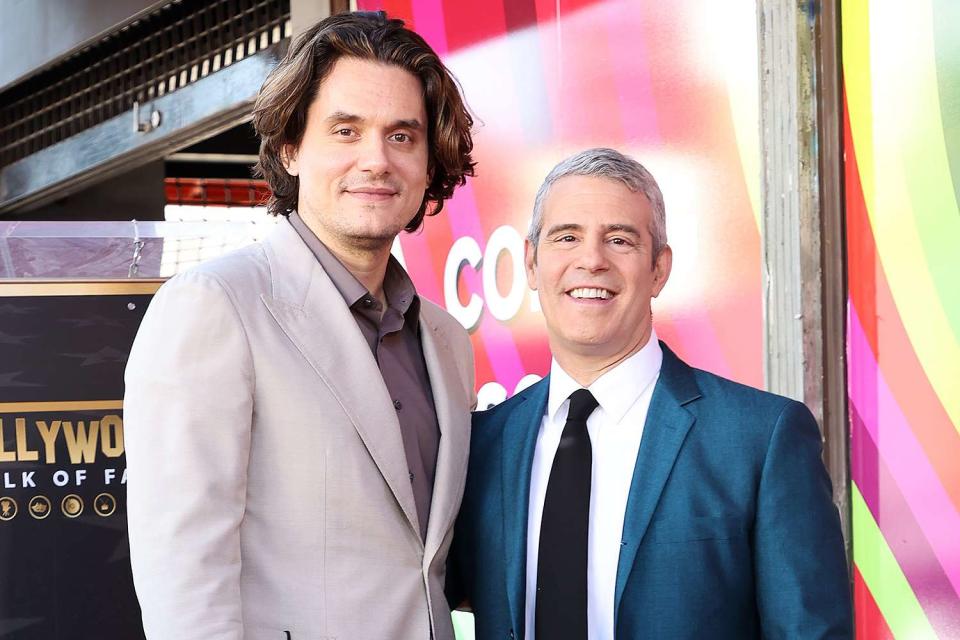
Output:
[{"xmin": 843, "ymin": 1, "xmax": 960, "ymax": 637}]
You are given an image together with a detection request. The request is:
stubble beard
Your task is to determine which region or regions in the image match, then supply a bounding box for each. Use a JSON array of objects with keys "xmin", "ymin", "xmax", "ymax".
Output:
[
  {"xmin": 301, "ymin": 194, "xmax": 411, "ymax": 257},
  {"xmin": 340, "ymin": 229, "xmax": 398, "ymax": 253},
  {"xmin": 333, "ymin": 205, "xmax": 410, "ymax": 253}
]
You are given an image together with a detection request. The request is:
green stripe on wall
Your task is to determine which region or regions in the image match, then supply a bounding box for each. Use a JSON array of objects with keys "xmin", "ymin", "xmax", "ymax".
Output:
[
  {"xmin": 852, "ymin": 484, "xmax": 937, "ymax": 639},
  {"xmin": 890, "ymin": 0, "xmax": 960, "ymax": 344},
  {"xmin": 933, "ymin": 0, "xmax": 960, "ymax": 222}
]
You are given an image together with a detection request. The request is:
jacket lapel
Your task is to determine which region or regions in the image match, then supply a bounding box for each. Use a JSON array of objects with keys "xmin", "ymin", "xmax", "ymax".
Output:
[
  {"xmin": 421, "ymin": 308, "xmax": 471, "ymax": 561},
  {"xmin": 260, "ymin": 220, "xmax": 421, "ymax": 539},
  {"xmin": 501, "ymin": 378, "xmax": 549, "ymax": 636},
  {"xmin": 614, "ymin": 344, "xmax": 701, "ymax": 624}
]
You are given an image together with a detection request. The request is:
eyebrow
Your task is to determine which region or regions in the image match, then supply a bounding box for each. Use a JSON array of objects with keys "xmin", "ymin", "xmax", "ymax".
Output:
[
  {"xmin": 605, "ymin": 223, "xmax": 642, "ymax": 235},
  {"xmin": 544, "ymin": 223, "xmax": 583, "ymax": 236},
  {"xmin": 324, "ymin": 111, "xmax": 424, "ymax": 130},
  {"xmin": 544, "ymin": 223, "xmax": 642, "ymax": 236}
]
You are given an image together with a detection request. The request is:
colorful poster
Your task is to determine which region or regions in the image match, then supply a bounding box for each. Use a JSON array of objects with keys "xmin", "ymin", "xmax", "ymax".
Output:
[
  {"xmin": 843, "ymin": 0, "xmax": 960, "ymax": 637},
  {"xmin": 359, "ymin": 0, "xmax": 764, "ymax": 408},
  {"xmin": 0, "ymin": 281, "xmax": 159, "ymax": 639}
]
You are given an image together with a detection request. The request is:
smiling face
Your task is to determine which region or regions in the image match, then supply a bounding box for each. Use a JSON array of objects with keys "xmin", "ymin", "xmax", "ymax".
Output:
[
  {"xmin": 525, "ymin": 174, "xmax": 672, "ymax": 370},
  {"xmin": 283, "ymin": 56, "xmax": 429, "ymax": 256}
]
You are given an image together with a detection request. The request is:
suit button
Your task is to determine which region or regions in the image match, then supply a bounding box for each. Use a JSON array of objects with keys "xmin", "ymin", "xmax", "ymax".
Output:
[
  {"xmin": 508, "ymin": 631, "xmax": 515, "ymax": 639},
  {"xmin": 393, "ymin": 399, "xmax": 402, "ymax": 410}
]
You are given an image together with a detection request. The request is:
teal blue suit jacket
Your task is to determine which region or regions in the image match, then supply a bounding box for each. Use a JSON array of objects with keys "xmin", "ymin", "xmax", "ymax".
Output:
[{"xmin": 450, "ymin": 343, "xmax": 852, "ymax": 639}]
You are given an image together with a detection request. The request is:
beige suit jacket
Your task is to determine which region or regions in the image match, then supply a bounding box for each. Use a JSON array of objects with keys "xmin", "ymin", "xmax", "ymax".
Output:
[{"xmin": 124, "ymin": 219, "xmax": 476, "ymax": 640}]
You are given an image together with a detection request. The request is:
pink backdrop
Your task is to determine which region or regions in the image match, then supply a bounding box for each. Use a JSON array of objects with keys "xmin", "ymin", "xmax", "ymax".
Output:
[{"xmin": 360, "ymin": 0, "xmax": 764, "ymax": 404}]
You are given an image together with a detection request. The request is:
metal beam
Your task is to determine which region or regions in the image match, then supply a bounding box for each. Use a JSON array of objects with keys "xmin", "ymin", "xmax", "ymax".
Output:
[
  {"xmin": 0, "ymin": 43, "xmax": 286, "ymax": 215},
  {"xmin": 167, "ymin": 153, "xmax": 260, "ymax": 164},
  {"xmin": 813, "ymin": 0, "xmax": 850, "ymax": 554},
  {"xmin": 759, "ymin": 1, "xmax": 816, "ymax": 403},
  {"xmin": 758, "ymin": 0, "xmax": 849, "ymax": 551}
]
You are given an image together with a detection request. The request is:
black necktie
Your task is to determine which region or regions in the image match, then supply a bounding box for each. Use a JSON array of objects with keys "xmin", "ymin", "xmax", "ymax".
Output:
[{"xmin": 536, "ymin": 388, "xmax": 599, "ymax": 640}]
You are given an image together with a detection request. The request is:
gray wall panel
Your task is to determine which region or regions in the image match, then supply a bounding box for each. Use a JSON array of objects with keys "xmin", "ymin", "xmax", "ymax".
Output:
[{"xmin": 0, "ymin": 0, "xmax": 166, "ymax": 91}]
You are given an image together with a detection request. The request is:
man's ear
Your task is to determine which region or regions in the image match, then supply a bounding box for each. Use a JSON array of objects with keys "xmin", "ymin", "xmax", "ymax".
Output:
[
  {"xmin": 281, "ymin": 144, "xmax": 299, "ymax": 176},
  {"xmin": 651, "ymin": 244, "xmax": 672, "ymax": 298},
  {"xmin": 524, "ymin": 238, "xmax": 538, "ymax": 290}
]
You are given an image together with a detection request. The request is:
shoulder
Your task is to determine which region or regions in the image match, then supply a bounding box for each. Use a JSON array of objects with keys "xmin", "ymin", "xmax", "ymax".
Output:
[
  {"xmin": 661, "ymin": 345, "xmax": 814, "ymax": 442},
  {"xmin": 690, "ymin": 367, "xmax": 798, "ymax": 419},
  {"xmin": 152, "ymin": 241, "xmax": 271, "ymax": 315},
  {"xmin": 129, "ymin": 246, "xmax": 266, "ymax": 379},
  {"xmin": 166, "ymin": 241, "xmax": 269, "ymax": 292},
  {"xmin": 690, "ymin": 370, "xmax": 819, "ymax": 459},
  {"xmin": 472, "ymin": 378, "xmax": 546, "ymax": 434},
  {"xmin": 473, "ymin": 385, "xmax": 532, "ymax": 421}
]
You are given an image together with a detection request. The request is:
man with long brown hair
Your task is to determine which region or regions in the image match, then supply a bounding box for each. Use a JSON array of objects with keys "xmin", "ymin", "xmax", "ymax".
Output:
[{"xmin": 125, "ymin": 11, "xmax": 476, "ymax": 639}]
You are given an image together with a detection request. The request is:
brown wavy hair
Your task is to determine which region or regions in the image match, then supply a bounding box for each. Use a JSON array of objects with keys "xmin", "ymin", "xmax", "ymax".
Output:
[{"xmin": 252, "ymin": 11, "xmax": 475, "ymax": 231}]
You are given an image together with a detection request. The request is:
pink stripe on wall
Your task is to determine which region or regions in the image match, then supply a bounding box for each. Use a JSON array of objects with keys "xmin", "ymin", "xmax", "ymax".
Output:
[
  {"xmin": 602, "ymin": 0, "xmax": 660, "ymax": 143},
  {"xmin": 398, "ymin": 231, "xmax": 442, "ymax": 304},
  {"xmin": 446, "ymin": 181, "xmax": 527, "ymax": 389},
  {"xmin": 851, "ymin": 404, "xmax": 960, "ymax": 633},
  {"xmin": 657, "ymin": 309, "xmax": 734, "ymax": 381},
  {"xmin": 849, "ymin": 305, "xmax": 960, "ymax": 599},
  {"xmin": 411, "ymin": 0, "xmax": 448, "ymax": 53}
]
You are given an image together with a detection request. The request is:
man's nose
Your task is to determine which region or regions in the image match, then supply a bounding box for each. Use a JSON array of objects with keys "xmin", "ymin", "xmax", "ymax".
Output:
[
  {"xmin": 356, "ymin": 136, "xmax": 390, "ymax": 174},
  {"xmin": 575, "ymin": 238, "xmax": 609, "ymax": 271}
]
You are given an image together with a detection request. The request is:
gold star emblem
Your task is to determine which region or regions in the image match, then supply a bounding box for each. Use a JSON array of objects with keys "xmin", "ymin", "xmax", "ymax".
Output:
[{"xmin": 61, "ymin": 494, "xmax": 84, "ymax": 518}]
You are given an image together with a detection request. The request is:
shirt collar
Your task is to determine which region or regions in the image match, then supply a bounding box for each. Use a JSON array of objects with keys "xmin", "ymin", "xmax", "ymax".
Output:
[
  {"xmin": 547, "ymin": 328, "xmax": 663, "ymax": 424},
  {"xmin": 289, "ymin": 209, "xmax": 420, "ymax": 319},
  {"xmin": 382, "ymin": 253, "xmax": 419, "ymax": 318}
]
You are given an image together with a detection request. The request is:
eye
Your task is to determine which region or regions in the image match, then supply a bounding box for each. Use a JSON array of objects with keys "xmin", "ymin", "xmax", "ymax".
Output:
[
  {"xmin": 608, "ymin": 236, "xmax": 637, "ymax": 248},
  {"xmin": 555, "ymin": 234, "xmax": 577, "ymax": 242},
  {"xmin": 334, "ymin": 128, "xmax": 356, "ymax": 137},
  {"xmin": 390, "ymin": 132, "xmax": 411, "ymax": 143}
]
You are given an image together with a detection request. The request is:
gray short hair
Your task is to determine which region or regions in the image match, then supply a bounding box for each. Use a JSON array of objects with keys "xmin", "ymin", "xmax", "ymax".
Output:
[{"xmin": 528, "ymin": 148, "xmax": 667, "ymax": 260}]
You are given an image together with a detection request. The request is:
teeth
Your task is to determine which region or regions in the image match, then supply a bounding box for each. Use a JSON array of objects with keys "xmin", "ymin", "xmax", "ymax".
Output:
[{"xmin": 570, "ymin": 287, "xmax": 611, "ymax": 300}]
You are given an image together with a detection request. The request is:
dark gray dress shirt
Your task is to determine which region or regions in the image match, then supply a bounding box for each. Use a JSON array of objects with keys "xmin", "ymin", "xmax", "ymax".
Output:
[{"xmin": 289, "ymin": 211, "xmax": 440, "ymax": 541}]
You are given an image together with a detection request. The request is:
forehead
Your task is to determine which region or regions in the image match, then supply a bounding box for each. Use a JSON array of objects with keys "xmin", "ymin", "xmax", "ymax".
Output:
[
  {"xmin": 311, "ymin": 56, "xmax": 426, "ymax": 120},
  {"xmin": 542, "ymin": 174, "xmax": 651, "ymax": 229}
]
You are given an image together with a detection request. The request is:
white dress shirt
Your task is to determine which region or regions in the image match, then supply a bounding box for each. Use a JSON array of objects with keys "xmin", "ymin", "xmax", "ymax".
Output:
[{"xmin": 525, "ymin": 331, "xmax": 663, "ymax": 640}]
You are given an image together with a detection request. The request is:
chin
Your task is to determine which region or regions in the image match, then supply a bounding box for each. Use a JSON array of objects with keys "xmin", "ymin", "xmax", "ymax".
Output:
[
  {"xmin": 344, "ymin": 233, "xmax": 398, "ymax": 251},
  {"xmin": 563, "ymin": 333, "xmax": 612, "ymax": 352}
]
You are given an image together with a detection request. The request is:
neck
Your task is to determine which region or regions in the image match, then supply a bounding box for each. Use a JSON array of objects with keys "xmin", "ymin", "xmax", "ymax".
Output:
[
  {"xmin": 300, "ymin": 213, "xmax": 394, "ymax": 304},
  {"xmin": 553, "ymin": 329, "xmax": 652, "ymax": 387},
  {"xmin": 328, "ymin": 242, "xmax": 392, "ymax": 304}
]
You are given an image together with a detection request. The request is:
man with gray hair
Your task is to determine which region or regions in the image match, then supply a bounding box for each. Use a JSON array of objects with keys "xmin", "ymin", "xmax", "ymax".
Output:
[{"xmin": 449, "ymin": 148, "xmax": 851, "ymax": 639}]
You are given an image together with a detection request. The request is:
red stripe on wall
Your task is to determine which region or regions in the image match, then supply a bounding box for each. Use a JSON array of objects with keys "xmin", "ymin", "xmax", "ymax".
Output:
[
  {"xmin": 502, "ymin": 0, "xmax": 539, "ymax": 34},
  {"xmin": 854, "ymin": 565, "xmax": 895, "ymax": 640},
  {"xmin": 381, "ymin": 0, "xmax": 415, "ymax": 23},
  {"xmin": 372, "ymin": 0, "xmax": 608, "ymax": 54},
  {"xmin": 442, "ymin": 2, "xmax": 507, "ymax": 53},
  {"xmin": 843, "ymin": 90, "xmax": 879, "ymax": 355}
]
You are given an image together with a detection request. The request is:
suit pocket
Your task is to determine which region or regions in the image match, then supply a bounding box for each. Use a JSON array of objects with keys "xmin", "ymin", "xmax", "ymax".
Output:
[{"xmin": 642, "ymin": 515, "xmax": 746, "ymax": 544}]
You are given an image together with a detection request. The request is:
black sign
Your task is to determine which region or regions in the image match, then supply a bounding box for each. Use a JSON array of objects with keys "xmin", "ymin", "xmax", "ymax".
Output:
[{"xmin": 0, "ymin": 283, "xmax": 158, "ymax": 640}]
